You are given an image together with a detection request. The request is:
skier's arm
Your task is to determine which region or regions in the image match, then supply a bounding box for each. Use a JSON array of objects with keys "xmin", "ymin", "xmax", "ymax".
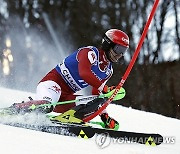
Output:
[
  {"xmin": 92, "ymin": 87, "xmax": 99, "ymax": 95},
  {"xmin": 92, "ymin": 79, "xmax": 107, "ymax": 95},
  {"xmin": 92, "ymin": 84, "xmax": 116, "ymax": 95},
  {"xmin": 77, "ymin": 48, "xmax": 105, "ymax": 91}
]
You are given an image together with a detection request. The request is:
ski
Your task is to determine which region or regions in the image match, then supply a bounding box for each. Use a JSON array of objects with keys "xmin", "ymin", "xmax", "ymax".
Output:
[{"xmin": 1, "ymin": 121, "xmax": 163, "ymax": 146}]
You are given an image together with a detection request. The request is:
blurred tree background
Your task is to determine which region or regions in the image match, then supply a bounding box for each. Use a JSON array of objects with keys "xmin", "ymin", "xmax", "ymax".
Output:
[{"xmin": 0, "ymin": 0, "xmax": 179, "ymax": 118}]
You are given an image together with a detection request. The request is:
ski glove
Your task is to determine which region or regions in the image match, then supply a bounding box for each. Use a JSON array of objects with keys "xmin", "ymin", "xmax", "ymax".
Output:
[
  {"xmin": 102, "ymin": 85, "xmax": 116, "ymax": 94},
  {"xmin": 100, "ymin": 113, "xmax": 119, "ymax": 130}
]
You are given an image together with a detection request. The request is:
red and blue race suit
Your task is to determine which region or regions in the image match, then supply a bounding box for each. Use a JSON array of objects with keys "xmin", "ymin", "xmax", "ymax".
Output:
[{"xmin": 40, "ymin": 46, "xmax": 113, "ymax": 112}]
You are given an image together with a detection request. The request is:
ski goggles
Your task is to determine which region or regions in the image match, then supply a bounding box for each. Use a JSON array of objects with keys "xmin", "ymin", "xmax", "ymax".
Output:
[{"xmin": 112, "ymin": 44, "xmax": 128, "ymax": 55}]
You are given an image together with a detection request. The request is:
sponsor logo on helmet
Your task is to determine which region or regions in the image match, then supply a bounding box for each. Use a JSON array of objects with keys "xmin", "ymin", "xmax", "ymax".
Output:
[{"xmin": 122, "ymin": 37, "xmax": 129, "ymax": 44}]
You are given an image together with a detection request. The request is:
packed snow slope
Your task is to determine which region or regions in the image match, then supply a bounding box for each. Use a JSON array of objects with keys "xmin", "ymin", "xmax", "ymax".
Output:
[{"xmin": 0, "ymin": 87, "xmax": 180, "ymax": 154}]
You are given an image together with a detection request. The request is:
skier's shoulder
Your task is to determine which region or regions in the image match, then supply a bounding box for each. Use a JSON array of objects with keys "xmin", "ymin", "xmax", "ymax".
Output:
[
  {"xmin": 78, "ymin": 46, "xmax": 99, "ymax": 53},
  {"xmin": 77, "ymin": 46, "xmax": 99, "ymax": 64}
]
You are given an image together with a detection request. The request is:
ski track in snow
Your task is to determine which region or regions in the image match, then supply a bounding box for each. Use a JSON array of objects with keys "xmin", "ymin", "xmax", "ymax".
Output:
[{"xmin": 0, "ymin": 86, "xmax": 180, "ymax": 154}]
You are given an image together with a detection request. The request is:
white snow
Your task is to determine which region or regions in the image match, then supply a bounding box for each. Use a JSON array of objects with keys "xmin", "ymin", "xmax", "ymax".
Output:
[{"xmin": 0, "ymin": 86, "xmax": 180, "ymax": 154}]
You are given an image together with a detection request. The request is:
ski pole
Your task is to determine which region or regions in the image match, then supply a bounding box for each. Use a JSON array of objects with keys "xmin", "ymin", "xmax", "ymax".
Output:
[{"xmin": 30, "ymin": 87, "xmax": 126, "ymax": 110}]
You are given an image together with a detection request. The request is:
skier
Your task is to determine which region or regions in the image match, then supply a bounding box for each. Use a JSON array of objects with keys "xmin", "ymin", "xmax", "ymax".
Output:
[{"xmin": 11, "ymin": 29, "xmax": 129, "ymax": 130}]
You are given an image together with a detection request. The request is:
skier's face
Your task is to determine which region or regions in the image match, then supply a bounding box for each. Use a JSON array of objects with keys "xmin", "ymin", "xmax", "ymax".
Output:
[{"xmin": 109, "ymin": 48, "xmax": 123, "ymax": 62}]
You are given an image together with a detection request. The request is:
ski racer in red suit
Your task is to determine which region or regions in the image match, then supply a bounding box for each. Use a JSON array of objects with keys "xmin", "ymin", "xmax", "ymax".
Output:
[{"xmin": 13, "ymin": 29, "xmax": 129, "ymax": 130}]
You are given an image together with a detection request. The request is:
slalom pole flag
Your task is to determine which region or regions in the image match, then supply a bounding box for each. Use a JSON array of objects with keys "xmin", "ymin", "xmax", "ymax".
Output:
[{"xmin": 83, "ymin": 0, "xmax": 160, "ymax": 122}]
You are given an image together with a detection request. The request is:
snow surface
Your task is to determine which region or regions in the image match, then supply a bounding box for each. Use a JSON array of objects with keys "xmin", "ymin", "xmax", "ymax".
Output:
[{"xmin": 0, "ymin": 86, "xmax": 180, "ymax": 154}]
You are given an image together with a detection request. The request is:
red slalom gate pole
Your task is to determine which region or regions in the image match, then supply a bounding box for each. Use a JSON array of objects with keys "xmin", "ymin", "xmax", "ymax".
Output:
[{"xmin": 83, "ymin": 0, "xmax": 160, "ymax": 122}]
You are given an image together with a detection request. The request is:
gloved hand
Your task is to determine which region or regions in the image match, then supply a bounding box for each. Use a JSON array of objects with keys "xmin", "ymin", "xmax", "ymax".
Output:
[
  {"xmin": 100, "ymin": 113, "xmax": 119, "ymax": 130},
  {"xmin": 102, "ymin": 85, "xmax": 116, "ymax": 94}
]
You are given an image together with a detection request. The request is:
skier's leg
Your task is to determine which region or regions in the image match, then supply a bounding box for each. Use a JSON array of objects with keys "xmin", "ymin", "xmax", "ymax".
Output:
[
  {"xmin": 53, "ymin": 94, "xmax": 76, "ymax": 113},
  {"xmin": 74, "ymin": 98, "xmax": 108, "ymax": 119},
  {"xmin": 67, "ymin": 97, "xmax": 119, "ymax": 130},
  {"xmin": 50, "ymin": 94, "xmax": 119, "ymax": 129},
  {"xmin": 51, "ymin": 97, "xmax": 108, "ymax": 124},
  {"xmin": 12, "ymin": 80, "xmax": 62, "ymax": 114},
  {"xmin": 74, "ymin": 98, "xmax": 119, "ymax": 130}
]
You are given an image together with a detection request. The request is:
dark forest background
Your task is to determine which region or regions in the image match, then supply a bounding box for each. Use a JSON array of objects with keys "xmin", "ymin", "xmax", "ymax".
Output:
[{"xmin": 0, "ymin": 0, "xmax": 179, "ymax": 119}]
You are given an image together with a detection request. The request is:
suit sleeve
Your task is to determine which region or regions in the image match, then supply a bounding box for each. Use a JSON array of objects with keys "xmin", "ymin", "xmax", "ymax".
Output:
[{"xmin": 77, "ymin": 48, "xmax": 104, "ymax": 91}]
